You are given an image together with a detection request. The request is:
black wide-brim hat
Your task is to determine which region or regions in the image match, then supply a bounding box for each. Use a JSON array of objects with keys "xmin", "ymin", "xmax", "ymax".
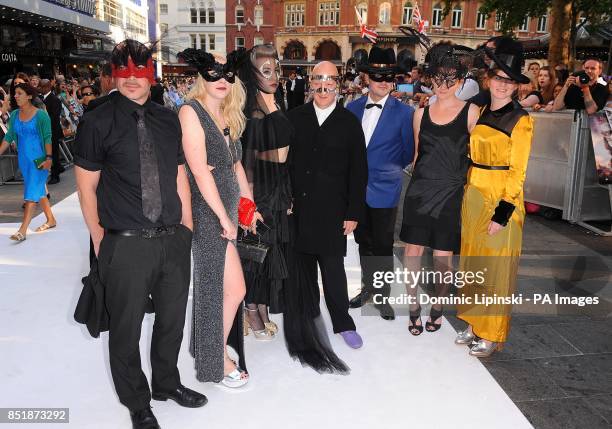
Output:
[
  {"xmin": 485, "ymin": 38, "xmax": 530, "ymax": 84},
  {"xmin": 362, "ymin": 46, "xmax": 399, "ymax": 75}
]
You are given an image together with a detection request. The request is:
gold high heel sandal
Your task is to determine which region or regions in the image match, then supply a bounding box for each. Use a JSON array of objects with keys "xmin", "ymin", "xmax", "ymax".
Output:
[
  {"xmin": 244, "ymin": 308, "xmax": 275, "ymax": 341},
  {"xmin": 264, "ymin": 321, "xmax": 278, "ymax": 335}
]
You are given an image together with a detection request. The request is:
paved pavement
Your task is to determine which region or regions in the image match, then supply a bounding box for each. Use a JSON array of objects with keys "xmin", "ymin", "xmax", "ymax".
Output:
[{"xmin": 1, "ymin": 169, "xmax": 611, "ymax": 428}]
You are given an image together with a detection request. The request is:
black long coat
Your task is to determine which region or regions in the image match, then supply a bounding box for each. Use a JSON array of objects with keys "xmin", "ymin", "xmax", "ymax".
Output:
[
  {"xmin": 287, "ymin": 102, "xmax": 367, "ymax": 256},
  {"xmin": 42, "ymin": 93, "xmax": 62, "ymax": 144}
]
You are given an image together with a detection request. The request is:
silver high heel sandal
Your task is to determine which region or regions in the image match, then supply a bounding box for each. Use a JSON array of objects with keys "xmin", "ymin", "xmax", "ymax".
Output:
[
  {"xmin": 469, "ymin": 339, "xmax": 501, "ymax": 357},
  {"xmin": 455, "ymin": 326, "xmax": 475, "ymax": 345},
  {"xmin": 244, "ymin": 308, "xmax": 275, "ymax": 341},
  {"xmin": 221, "ymin": 365, "xmax": 249, "ymax": 388}
]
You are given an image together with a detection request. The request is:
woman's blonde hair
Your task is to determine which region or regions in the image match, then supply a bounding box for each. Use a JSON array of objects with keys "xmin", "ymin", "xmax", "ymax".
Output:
[{"xmin": 186, "ymin": 54, "xmax": 246, "ymax": 141}]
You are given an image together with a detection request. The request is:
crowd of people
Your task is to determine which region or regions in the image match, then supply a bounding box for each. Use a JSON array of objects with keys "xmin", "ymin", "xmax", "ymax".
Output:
[{"xmin": 0, "ymin": 35, "xmax": 610, "ymax": 429}]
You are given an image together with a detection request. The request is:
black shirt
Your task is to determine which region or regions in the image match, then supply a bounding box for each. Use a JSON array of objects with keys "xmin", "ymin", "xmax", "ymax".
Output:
[
  {"xmin": 564, "ymin": 82, "xmax": 609, "ymax": 112},
  {"xmin": 74, "ymin": 93, "xmax": 185, "ymax": 230}
]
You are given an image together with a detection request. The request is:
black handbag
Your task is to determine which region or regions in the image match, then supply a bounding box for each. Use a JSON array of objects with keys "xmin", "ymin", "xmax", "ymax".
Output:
[{"xmin": 237, "ymin": 231, "xmax": 269, "ymax": 263}]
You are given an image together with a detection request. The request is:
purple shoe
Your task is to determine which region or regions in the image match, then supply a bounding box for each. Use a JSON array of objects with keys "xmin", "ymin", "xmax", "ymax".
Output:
[{"xmin": 340, "ymin": 331, "xmax": 363, "ymax": 349}]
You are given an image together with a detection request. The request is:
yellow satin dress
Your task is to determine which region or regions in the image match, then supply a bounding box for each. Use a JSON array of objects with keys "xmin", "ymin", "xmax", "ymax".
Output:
[{"xmin": 456, "ymin": 102, "xmax": 534, "ymax": 343}]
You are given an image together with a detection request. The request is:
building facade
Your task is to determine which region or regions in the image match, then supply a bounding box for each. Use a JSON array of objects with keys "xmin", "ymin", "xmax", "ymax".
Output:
[
  {"xmin": 273, "ymin": 0, "xmax": 551, "ymax": 72},
  {"xmin": 0, "ymin": 0, "xmax": 110, "ymax": 78},
  {"xmin": 226, "ymin": 0, "xmax": 275, "ymax": 52},
  {"xmin": 158, "ymin": 0, "xmax": 227, "ymax": 75},
  {"xmin": 95, "ymin": 0, "xmax": 151, "ymax": 44}
]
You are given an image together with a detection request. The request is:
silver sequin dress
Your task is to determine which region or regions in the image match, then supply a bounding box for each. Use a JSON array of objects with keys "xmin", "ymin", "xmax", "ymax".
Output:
[{"xmin": 183, "ymin": 100, "xmax": 242, "ymax": 383}]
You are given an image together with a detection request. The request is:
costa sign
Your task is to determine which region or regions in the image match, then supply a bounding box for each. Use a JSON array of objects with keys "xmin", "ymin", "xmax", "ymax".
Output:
[{"xmin": 0, "ymin": 53, "xmax": 18, "ymax": 63}]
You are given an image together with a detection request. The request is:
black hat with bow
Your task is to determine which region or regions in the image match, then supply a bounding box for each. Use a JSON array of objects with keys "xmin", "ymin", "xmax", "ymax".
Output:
[{"xmin": 485, "ymin": 37, "xmax": 530, "ymax": 84}]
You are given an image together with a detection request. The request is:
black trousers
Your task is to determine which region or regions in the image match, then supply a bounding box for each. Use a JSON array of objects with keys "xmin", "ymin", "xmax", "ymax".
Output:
[
  {"xmin": 299, "ymin": 252, "xmax": 355, "ymax": 333},
  {"xmin": 353, "ymin": 205, "xmax": 398, "ymax": 300},
  {"xmin": 50, "ymin": 137, "xmax": 61, "ymax": 178},
  {"xmin": 97, "ymin": 226, "xmax": 192, "ymax": 411}
]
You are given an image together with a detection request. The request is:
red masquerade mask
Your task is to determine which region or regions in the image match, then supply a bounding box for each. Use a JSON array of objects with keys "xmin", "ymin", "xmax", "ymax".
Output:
[{"xmin": 112, "ymin": 57, "xmax": 155, "ymax": 84}]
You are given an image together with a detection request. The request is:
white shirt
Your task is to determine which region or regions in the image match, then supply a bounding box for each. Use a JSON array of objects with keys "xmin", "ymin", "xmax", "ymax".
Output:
[
  {"xmin": 361, "ymin": 93, "xmax": 389, "ymax": 147},
  {"xmin": 313, "ymin": 101, "xmax": 336, "ymax": 126},
  {"xmin": 42, "ymin": 91, "xmax": 52, "ymax": 100},
  {"xmin": 290, "ymin": 78, "xmax": 296, "ymax": 91}
]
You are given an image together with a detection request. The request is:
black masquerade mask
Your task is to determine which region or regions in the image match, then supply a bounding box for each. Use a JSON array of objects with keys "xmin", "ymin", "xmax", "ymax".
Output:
[
  {"xmin": 424, "ymin": 43, "xmax": 473, "ymax": 86},
  {"xmin": 368, "ymin": 72, "xmax": 395, "ymax": 83},
  {"xmin": 179, "ymin": 48, "xmax": 238, "ymax": 83},
  {"xmin": 432, "ymin": 71, "xmax": 460, "ymax": 88}
]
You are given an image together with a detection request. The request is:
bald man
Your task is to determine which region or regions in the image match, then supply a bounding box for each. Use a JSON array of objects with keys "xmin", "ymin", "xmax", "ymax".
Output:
[{"xmin": 287, "ymin": 61, "xmax": 368, "ymax": 349}]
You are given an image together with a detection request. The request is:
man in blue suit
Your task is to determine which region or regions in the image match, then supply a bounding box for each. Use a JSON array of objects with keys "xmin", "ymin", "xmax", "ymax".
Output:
[{"xmin": 346, "ymin": 47, "xmax": 414, "ymax": 320}]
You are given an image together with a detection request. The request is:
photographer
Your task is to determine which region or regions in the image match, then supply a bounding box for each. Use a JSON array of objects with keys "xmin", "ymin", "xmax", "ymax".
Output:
[{"xmin": 553, "ymin": 58, "xmax": 609, "ymax": 114}]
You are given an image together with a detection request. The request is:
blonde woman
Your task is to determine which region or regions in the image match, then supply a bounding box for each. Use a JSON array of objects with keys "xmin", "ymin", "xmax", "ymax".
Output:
[{"xmin": 179, "ymin": 49, "xmax": 261, "ymax": 387}]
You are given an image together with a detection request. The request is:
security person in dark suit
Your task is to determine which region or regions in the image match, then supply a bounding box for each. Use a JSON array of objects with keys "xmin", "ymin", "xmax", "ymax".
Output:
[
  {"xmin": 85, "ymin": 63, "xmax": 118, "ymax": 112},
  {"xmin": 39, "ymin": 79, "xmax": 63, "ymax": 184}
]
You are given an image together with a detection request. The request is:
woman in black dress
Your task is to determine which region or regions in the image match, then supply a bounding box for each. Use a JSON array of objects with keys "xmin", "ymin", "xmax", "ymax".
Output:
[
  {"xmin": 400, "ymin": 43, "xmax": 480, "ymax": 335},
  {"xmin": 238, "ymin": 44, "xmax": 291, "ymax": 340}
]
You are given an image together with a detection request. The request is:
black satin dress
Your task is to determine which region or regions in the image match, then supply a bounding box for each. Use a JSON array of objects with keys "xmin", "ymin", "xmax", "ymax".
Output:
[{"xmin": 400, "ymin": 102, "xmax": 471, "ymax": 253}]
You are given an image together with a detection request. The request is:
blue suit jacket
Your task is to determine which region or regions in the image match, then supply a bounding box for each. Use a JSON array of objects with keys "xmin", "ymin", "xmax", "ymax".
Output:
[{"xmin": 346, "ymin": 96, "xmax": 415, "ymax": 208}]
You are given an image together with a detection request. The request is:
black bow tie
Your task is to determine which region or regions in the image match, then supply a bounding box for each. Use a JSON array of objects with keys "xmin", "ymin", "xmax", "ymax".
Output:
[{"xmin": 366, "ymin": 103, "xmax": 383, "ymax": 109}]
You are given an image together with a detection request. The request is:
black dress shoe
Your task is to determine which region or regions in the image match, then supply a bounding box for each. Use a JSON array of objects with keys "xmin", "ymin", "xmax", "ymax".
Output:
[
  {"xmin": 130, "ymin": 407, "xmax": 160, "ymax": 429},
  {"xmin": 48, "ymin": 176, "xmax": 60, "ymax": 185},
  {"xmin": 152, "ymin": 385, "xmax": 208, "ymax": 408},
  {"xmin": 349, "ymin": 289, "xmax": 374, "ymax": 308},
  {"xmin": 375, "ymin": 303, "xmax": 396, "ymax": 321}
]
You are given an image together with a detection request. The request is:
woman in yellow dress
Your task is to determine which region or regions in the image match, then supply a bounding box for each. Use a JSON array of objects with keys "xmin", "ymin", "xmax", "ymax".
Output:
[{"xmin": 455, "ymin": 38, "xmax": 534, "ymax": 357}]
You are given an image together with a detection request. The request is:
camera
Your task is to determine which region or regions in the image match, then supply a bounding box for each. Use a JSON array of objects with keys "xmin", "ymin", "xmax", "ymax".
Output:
[{"xmin": 572, "ymin": 71, "xmax": 590, "ymax": 85}]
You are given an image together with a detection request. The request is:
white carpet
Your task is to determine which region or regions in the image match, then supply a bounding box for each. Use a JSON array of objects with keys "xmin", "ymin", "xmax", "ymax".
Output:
[{"xmin": 0, "ymin": 193, "xmax": 533, "ymax": 429}]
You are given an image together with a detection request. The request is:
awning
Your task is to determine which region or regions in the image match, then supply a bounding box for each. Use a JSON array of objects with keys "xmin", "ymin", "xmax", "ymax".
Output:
[{"xmin": 0, "ymin": 0, "xmax": 110, "ymax": 35}]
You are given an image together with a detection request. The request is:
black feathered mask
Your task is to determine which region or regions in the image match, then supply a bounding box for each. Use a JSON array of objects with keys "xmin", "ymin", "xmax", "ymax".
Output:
[{"xmin": 179, "ymin": 48, "xmax": 245, "ymax": 83}]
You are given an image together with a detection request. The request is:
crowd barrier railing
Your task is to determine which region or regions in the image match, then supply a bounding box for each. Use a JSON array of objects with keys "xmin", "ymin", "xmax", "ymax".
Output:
[{"xmin": 525, "ymin": 109, "xmax": 612, "ymax": 236}]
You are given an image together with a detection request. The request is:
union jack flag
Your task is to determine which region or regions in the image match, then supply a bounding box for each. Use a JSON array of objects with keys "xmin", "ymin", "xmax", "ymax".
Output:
[
  {"xmin": 413, "ymin": 2, "xmax": 426, "ymax": 34},
  {"xmin": 355, "ymin": 6, "xmax": 378, "ymax": 43},
  {"xmin": 360, "ymin": 24, "xmax": 379, "ymax": 43}
]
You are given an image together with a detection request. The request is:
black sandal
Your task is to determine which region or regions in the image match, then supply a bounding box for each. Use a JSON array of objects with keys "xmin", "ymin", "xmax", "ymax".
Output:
[
  {"xmin": 408, "ymin": 305, "xmax": 423, "ymax": 336},
  {"xmin": 426, "ymin": 306, "xmax": 443, "ymax": 332}
]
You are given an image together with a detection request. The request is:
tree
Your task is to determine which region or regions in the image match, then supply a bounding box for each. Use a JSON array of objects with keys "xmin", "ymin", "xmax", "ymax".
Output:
[{"xmin": 443, "ymin": 0, "xmax": 611, "ymax": 67}]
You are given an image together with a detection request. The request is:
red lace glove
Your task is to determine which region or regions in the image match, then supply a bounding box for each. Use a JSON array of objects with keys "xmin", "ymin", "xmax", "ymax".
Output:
[{"xmin": 238, "ymin": 197, "xmax": 256, "ymax": 227}]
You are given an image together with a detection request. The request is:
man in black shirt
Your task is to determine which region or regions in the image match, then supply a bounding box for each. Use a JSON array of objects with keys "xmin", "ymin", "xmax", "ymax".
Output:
[
  {"xmin": 553, "ymin": 58, "xmax": 609, "ymax": 114},
  {"xmin": 74, "ymin": 40, "xmax": 206, "ymax": 429}
]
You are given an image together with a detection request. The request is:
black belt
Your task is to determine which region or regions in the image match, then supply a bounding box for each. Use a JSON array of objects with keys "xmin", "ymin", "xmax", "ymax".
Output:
[
  {"xmin": 471, "ymin": 162, "xmax": 510, "ymax": 170},
  {"xmin": 106, "ymin": 225, "xmax": 178, "ymax": 238}
]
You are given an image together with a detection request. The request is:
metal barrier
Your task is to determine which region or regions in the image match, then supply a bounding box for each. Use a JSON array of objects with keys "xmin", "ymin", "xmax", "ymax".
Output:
[
  {"xmin": 0, "ymin": 136, "xmax": 75, "ymax": 186},
  {"xmin": 0, "ymin": 146, "xmax": 23, "ymax": 185},
  {"xmin": 524, "ymin": 110, "xmax": 612, "ymax": 236}
]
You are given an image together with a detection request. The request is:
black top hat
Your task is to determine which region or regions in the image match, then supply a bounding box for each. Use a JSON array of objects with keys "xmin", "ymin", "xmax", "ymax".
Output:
[
  {"xmin": 485, "ymin": 37, "xmax": 530, "ymax": 84},
  {"xmin": 362, "ymin": 47, "xmax": 398, "ymax": 75}
]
